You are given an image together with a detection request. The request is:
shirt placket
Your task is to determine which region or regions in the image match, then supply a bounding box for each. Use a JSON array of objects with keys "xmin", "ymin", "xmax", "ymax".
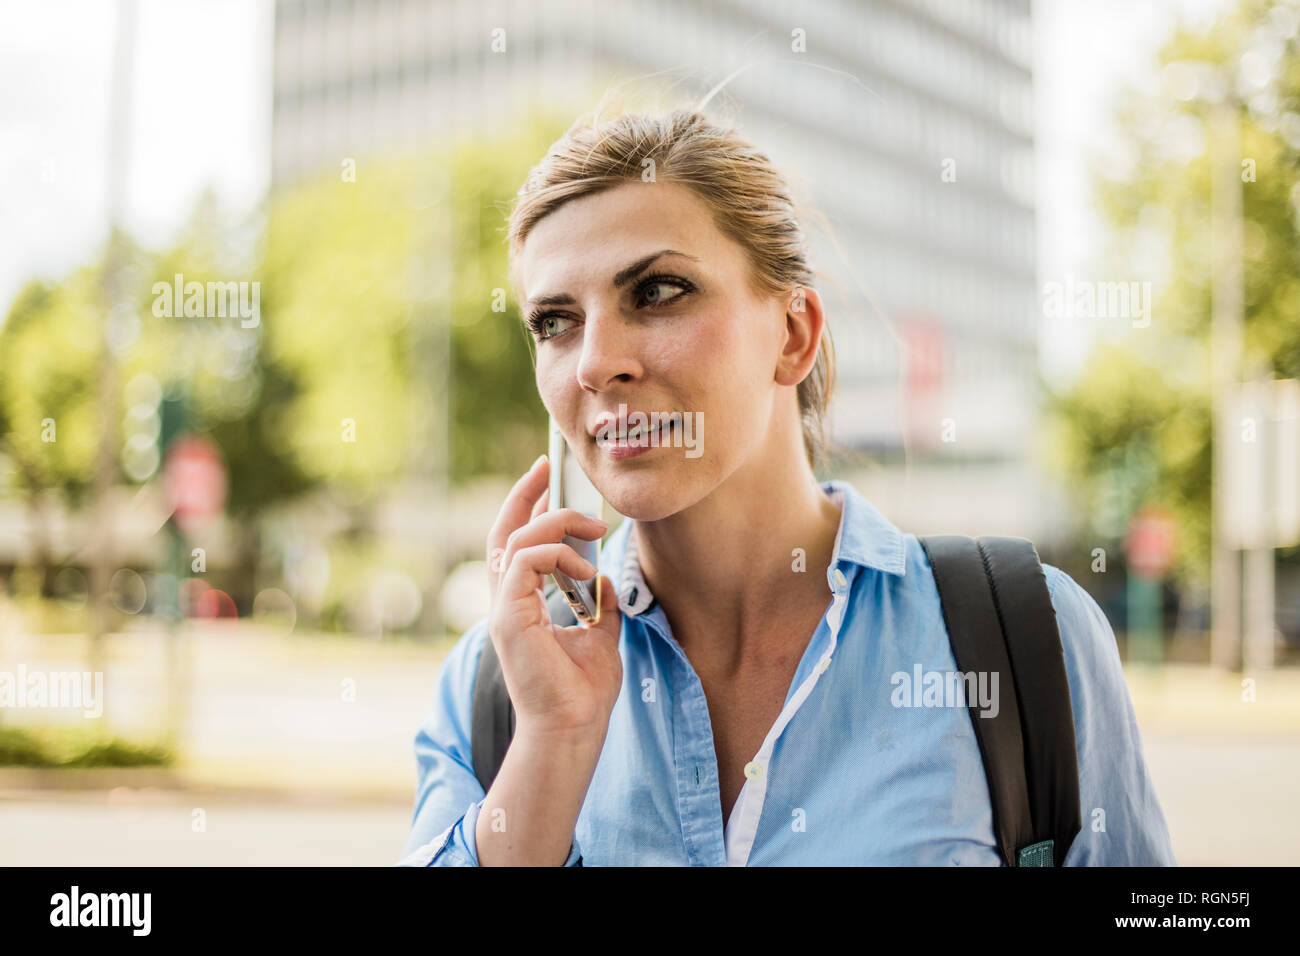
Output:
[
  {"xmin": 639, "ymin": 610, "xmax": 728, "ymax": 866},
  {"xmin": 723, "ymin": 565, "xmax": 854, "ymax": 867},
  {"xmin": 615, "ymin": 498, "xmax": 863, "ymax": 867}
]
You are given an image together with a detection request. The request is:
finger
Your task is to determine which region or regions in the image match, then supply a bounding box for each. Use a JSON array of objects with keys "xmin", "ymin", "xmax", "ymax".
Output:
[
  {"xmin": 487, "ymin": 456, "xmax": 549, "ymax": 590},
  {"xmin": 498, "ymin": 543, "xmax": 599, "ymax": 617},
  {"xmin": 488, "ymin": 456, "xmax": 549, "ymax": 555},
  {"xmin": 529, "ymin": 487, "xmax": 550, "ymax": 523},
  {"xmin": 501, "ymin": 508, "xmax": 607, "ymax": 576},
  {"xmin": 492, "ymin": 486, "xmax": 550, "ymax": 586},
  {"xmin": 588, "ymin": 574, "xmax": 623, "ymax": 639},
  {"xmin": 507, "ymin": 489, "xmax": 549, "ymax": 588}
]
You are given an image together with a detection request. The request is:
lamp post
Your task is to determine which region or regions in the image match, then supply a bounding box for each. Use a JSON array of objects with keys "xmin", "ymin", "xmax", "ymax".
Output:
[
  {"xmin": 1209, "ymin": 92, "xmax": 1245, "ymax": 672},
  {"xmin": 88, "ymin": 0, "xmax": 137, "ymax": 700}
]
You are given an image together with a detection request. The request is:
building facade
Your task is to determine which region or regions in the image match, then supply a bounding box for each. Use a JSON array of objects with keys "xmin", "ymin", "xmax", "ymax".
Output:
[{"xmin": 271, "ymin": 0, "xmax": 1055, "ymax": 539}]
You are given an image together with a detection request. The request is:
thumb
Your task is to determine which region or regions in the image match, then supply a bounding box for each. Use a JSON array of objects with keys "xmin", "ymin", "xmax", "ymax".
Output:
[{"xmin": 590, "ymin": 575, "xmax": 623, "ymax": 638}]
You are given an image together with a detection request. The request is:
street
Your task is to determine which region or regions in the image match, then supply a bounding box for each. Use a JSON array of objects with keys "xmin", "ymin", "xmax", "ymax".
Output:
[{"xmin": 1, "ymin": 628, "xmax": 1297, "ymax": 865}]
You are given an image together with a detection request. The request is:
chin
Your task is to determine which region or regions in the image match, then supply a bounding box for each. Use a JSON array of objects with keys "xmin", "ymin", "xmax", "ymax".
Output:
[{"xmin": 589, "ymin": 460, "xmax": 703, "ymax": 522}]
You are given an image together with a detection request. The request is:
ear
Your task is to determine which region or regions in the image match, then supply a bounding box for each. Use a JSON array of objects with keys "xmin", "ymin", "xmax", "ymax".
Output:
[{"xmin": 773, "ymin": 286, "xmax": 825, "ymax": 388}]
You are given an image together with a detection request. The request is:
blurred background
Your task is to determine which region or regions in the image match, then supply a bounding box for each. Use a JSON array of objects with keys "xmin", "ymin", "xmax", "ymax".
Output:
[{"xmin": 1, "ymin": 0, "xmax": 1297, "ymax": 866}]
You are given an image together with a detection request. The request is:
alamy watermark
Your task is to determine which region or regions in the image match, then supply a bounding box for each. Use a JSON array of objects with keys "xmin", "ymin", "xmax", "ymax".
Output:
[
  {"xmin": 152, "ymin": 272, "xmax": 260, "ymax": 327},
  {"xmin": 890, "ymin": 664, "xmax": 1000, "ymax": 718},
  {"xmin": 595, "ymin": 403, "xmax": 703, "ymax": 459},
  {"xmin": 0, "ymin": 665, "xmax": 103, "ymax": 718},
  {"xmin": 50, "ymin": 886, "xmax": 151, "ymax": 936},
  {"xmin": 1042, "ymin": 277, "xmax": 1151, "ymax": 328}
]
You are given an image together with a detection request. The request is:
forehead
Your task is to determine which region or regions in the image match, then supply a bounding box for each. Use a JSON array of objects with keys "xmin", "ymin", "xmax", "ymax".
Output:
[{"xmin": 516, "ymin": 181, "xmax": 733, "ymax": 297}]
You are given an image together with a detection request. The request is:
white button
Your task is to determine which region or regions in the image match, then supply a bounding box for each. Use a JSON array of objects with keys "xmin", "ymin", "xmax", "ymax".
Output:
[
  {"xmin": 832, "ymin": 568, "xmax": 847, "ymax": 588},
  {"xmin": 818, "ymin": 655, "xmax": 832, "ymax": 674},
  {"xmin": 743, "ymin": 761, "xmax": 764, "ymax": 781}
]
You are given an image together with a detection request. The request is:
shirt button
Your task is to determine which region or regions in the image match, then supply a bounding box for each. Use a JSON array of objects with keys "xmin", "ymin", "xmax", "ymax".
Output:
[
  {"xmin": 743, "ymin": 761, "xmax": 764, "ymax": 781},
  {"xmin": 832, "ymin": 568, "xmax": 847, "ymax": 588},
  {"xmin": 818, "ymin": 655, "xmax": 832, "ymax": 674}
]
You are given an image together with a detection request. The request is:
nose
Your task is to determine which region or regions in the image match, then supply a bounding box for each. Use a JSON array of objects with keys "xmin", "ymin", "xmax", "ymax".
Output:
[{"xmin": 575, "ymin": 309, "xmax": 643, "ymax": 393}]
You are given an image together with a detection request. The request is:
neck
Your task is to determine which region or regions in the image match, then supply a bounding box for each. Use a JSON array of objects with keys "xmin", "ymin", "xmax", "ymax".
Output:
[{"xmin": 633, "ymin": 450, "xmax": 842, "ymax": 665}]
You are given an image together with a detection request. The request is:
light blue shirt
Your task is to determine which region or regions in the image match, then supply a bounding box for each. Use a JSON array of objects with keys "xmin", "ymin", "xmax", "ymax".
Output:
[{"xmin": 398, "ymin": 479, "xmax": 1176, "ymax": 866}]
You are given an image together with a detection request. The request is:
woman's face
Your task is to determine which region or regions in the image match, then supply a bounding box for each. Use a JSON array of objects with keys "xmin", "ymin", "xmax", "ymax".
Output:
[{"xmin": 517, "ymin": 180, "xmax": 795, "ymax": 521}]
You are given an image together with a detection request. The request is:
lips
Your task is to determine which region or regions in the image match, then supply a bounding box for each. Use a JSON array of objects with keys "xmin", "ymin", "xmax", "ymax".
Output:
[
  {"xmin": 587, "ymin": 410, "xmax": 676, "ymax": 444},
  {"xmin": 599, "ymin": 420, "xmax": 665, "ymax": 445},
  {"xmin": 587, "ymin": 410, "xmax": 624, "ymax": 440}
]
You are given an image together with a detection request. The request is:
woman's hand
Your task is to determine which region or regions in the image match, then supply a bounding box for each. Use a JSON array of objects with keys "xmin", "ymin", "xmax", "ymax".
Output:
[{"xmin": 485, "ymin": 454, "xmax": 624, "ymax": 741}]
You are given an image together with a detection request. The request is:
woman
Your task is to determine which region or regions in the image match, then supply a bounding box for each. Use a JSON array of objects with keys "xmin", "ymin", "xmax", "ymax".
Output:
[{"xmin": 399, "ymin": 107, "xmax": 1175, "ymax": 866}]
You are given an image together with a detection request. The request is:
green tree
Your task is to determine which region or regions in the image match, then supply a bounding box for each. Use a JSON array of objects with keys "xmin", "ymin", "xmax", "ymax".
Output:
[
  {"xmin": 1, "ymin": 110, "xmax": 580, "ymax": 621},
  {"xmin": 0, "ymin": 200, "xmax": 309, "ymax": 598},
  {"xmin": 260, "ymin": 116, "xmax": 573, "ymax": 494},
  {"xmin": 0, "ymin": 273, "xmax": 102, "ymax": 595},
  {"xmin": 1046, "ymin": 0, "xmax": 1300, "ymax": 587}
]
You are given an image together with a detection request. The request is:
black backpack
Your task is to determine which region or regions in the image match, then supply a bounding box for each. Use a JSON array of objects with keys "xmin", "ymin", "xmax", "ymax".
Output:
[{"xmin": 471, "ymin": 534, "xmax": 1082, "ymax": 867}]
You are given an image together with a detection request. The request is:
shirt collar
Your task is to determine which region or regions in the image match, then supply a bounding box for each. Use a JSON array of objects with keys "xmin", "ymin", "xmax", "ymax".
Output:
[{"xmin": 608, "ymin": 479, "xmax": 907, "ymax": 618}]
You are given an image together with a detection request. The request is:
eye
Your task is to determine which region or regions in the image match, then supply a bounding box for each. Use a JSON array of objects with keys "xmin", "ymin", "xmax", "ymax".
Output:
[
  {"xmin": 635, "ymin": 273, "xmax": 695, "ymax": 308},
  {"xmin": 526, "ymin": 273, "xmax": 696, "ymax": 342},
  {"xmin": 527, "ymin": 312, "xmax": 578, "ymax": 342}
]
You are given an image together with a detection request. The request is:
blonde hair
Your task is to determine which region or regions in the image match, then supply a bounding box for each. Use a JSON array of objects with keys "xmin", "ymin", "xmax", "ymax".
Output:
[{"xmin": 505, "ymin": 107, "xmax": 837, "ymax": 468}]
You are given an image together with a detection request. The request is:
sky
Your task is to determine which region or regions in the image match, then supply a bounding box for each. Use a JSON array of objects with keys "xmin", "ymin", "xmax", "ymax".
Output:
[
  {"xmin": 1033, "ymin": 0, "xmax": 1230, "ymax": 385},
  {"xmin": 0, "ymin": 0, "xmax": 1232, "ymax": 387},
  {"xmin": 0, "ymin": 0, "xmax": 272, "ymax": 307}
]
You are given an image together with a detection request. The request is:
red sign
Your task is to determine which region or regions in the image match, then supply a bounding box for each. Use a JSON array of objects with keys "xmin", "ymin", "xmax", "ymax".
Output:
[
  {"xmin": 1125, "ymin": 507, "xmax": 1177, "ymax": 579},
  {"xmin": 163, "ymin": 434, "xmax": 228, "ymax": 535},
  {"xmin": 905, "ymin": 317, "xmax": 945, "ymax": 396}
]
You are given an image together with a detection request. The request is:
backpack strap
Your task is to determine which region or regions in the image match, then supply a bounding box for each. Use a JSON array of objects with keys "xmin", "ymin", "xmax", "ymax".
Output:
[
  {"xmin": 471, "ymin": 585, "xmax": 575, "ymax": 795},
  {"xmin": 919, "ymin": 535, "xmax": 1082, "ymax": 866}
]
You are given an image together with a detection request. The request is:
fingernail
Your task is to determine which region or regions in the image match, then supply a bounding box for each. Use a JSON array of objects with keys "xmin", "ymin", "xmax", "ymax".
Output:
[{"xmin": 532, "ymin": 454, "xmax": 547, "ymax": 470}]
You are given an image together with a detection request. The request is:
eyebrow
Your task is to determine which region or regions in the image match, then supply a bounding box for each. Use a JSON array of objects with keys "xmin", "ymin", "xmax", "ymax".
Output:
[{"xmin": 524, "ymin": 249, "xmax": 700, "ymax": 309}]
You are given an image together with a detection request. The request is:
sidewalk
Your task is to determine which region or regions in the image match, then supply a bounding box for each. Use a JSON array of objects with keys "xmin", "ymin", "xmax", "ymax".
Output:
[{"xmin": 1, "ymin": 627, "xmax": 1297, "ymax": 865}]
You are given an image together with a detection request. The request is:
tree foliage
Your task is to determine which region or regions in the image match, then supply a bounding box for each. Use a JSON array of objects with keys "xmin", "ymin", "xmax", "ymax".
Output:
[
  {"xmin": 1047, "ymin": 0, "xmax": 1300, "ymax": 586},
  {"xmin": 0, "ymin": 113, "xmax": 576, "ymax": 547}
]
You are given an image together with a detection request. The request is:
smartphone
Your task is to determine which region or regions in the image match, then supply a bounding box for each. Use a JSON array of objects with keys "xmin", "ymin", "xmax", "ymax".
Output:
[{"xmin": 548, "ymin": 416, "xmax": 603, "ymax": 626}]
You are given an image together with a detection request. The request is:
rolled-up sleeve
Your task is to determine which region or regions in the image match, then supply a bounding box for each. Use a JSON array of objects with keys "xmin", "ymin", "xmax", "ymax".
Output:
[
  {"xmin": 1042, "ymin": 565, "xmax": 1177, "ymax": 866},
  {"xmin": 396, "ymin": 620, "xmax": 583, "ymax": 867}
]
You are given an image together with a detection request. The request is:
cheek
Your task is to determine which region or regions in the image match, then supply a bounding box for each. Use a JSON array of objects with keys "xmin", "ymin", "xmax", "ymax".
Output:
[
  {"xmin": 534, "ymin": 358, "xmax": 570, "ymax": 421},
  {"xmin": 649, "ymin": 304, "xmax": 740, "ymax": 390},
  {"xmin": 672, "ymin": 303, "xmax": 767, "ymax": 402}
]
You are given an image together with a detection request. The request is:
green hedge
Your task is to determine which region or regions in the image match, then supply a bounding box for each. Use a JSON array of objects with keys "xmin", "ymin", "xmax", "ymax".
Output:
[{"xmin": 0, "ymin": 726, "xmax": 172, "ymax": 767}]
